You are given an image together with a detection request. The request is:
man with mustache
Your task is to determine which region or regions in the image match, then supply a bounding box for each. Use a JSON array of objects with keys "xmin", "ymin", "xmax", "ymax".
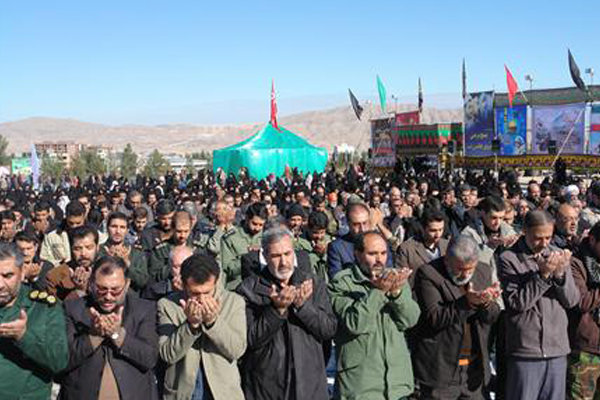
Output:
[
  {"xmin": 40, "ymin": 201, "xmax": 87, "ymax": 267},
  {"xmin": 413, "ymin": 235, "xmax": 501, "ymax": 399},
  {"xmin": 329, "ymin": 231, "xmax": 420, "ymax": 399},
  {"xmin": 499, "ymin": 210, "xmax": 580, "ymax": 400},
  {"xmin": 236, "ymin": 225, "xmax": 336, "ymax": 400},
  {"xmin": 59, "ymin": 256, "xmax": 159, "ymax": 399},
  {"xmin": 0, "ymin": 243, "xmax": 68, "ymax": 399},
  {"xmin": 99, "ymin": 212, "xmax": 149, "ymax": 292},
  {"xmin": 46, "ymin": 225, "xmax": 99, "ymax": 300}
]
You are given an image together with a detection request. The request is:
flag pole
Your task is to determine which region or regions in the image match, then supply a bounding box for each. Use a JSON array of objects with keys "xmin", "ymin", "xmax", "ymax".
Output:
[{"xmin": 551, "ymin": 106, "xmax": 586, "ymax": 168}]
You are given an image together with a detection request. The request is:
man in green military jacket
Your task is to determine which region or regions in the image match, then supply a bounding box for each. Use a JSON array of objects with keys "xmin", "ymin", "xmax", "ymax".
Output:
[
  {"xmin": 329, "ymin": 231, "xmax": 420, "ymax": 400},
  {"xmin": 220, "ymin": 203, "xmax": 268, "ymax": 289},
  {"xmin": 148, "ymin": 210, "xmax": 204, "ymax": 283},
  {"xmin": 0, "ymin": 243, "xmax": 68, "ymax": 400}
]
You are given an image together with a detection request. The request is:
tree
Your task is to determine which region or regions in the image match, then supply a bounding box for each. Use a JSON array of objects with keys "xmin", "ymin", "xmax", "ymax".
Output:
[
  {"xmin": 70, "ymin": 150, "xmax": 107, "ymax": 178},
  {"xmin": 121, "ymin": 144, "xmax": 138, "ymax": 178},
  {"xmin": 0, "ymin": 135, "xmax": 10, "ymax": 166},
  {"xmin": 41, "ymin": 155, "xmax": 65, "ymax": 181},
  {"xmin": 143, "ymin": 149, "xmax": 170, "ymax": 178},
  {"xmin": 185, "ymin": 154, "xmax": 195, "ymax": 173}
]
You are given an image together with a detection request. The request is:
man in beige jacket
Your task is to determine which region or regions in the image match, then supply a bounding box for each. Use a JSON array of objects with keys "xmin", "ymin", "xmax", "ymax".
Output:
[{"xmin": 157, "ymin": 253, "xmax": 246, "ymax": 400}]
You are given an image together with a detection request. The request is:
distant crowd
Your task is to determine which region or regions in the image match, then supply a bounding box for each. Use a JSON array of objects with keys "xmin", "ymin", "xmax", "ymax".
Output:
[{"xmin": 0, "ymin": 161, "xmax": 599, "ymax": 400}]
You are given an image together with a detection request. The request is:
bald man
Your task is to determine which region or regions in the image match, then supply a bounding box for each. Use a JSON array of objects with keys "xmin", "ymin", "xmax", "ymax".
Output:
[
  {"xmin": 552, "ymin": 204, "xmax": 581, "ymax": 252},
  {"xmin": 142, "ymin": 246, "xmax": 194, "ymax": 301}
]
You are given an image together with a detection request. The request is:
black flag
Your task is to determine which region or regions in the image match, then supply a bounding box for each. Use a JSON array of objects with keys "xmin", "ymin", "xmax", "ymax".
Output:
[
  {"xmin": 568, "ymin": 49, "xmax": 587, "ymax": 92},
  {"xmin": 418, "ymin": 77, "xmax": 423, "ymax": 113},
  {"xmin": 348, "ymin": 89, "xmax": 363, "ymax": 120}
]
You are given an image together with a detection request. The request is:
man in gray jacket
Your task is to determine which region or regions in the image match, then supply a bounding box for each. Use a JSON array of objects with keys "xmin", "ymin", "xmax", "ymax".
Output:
[
  {"xmin": 498, "ymin": 210, "xmax": 580, "ymax": 400},
  {"xmin": 157, "ymin": 253, "xmax": 246, "ymax": 400}
]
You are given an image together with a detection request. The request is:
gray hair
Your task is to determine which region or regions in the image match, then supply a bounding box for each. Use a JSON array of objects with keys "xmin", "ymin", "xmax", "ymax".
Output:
[
  {"xmin": 261, "ymin": 225, "xmax": 294, "ymax": 255},
  {"xmin": 0, "ymin": 243, "xmax": 24, "ymax": 268},
  {"xmin": 446, "ymin": 235, "xmax": 479, "ymax": 264},
  {"xmin": 180, "ymin": 201, "xmax": 198, "ymax": 219}
]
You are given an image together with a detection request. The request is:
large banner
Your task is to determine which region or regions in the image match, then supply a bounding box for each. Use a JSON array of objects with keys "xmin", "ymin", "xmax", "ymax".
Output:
[
  {"xmin": 531, "ymin": 103, "xmax": 585, "ymax": 155},
  {"xmin": 11, "ymin": 158, "xmax": 31, "ymax": 175},
  {"xmin": 464, "ymin": 91, "xmax": 494, "ymax": 156},
  {"xmin": 495, "ymin": 105, "xmax": 527, "ymax": 156},
  {"xmin": 371, "ymin": 117, "xmax": 395, "ymax": 168},
  {"xmin": 590, "ymin": 105, "xmax": 600, "ymax": 155},
  {"xmin": 395, "ymin": 110, "xmax": 420, "ymax": 126}
]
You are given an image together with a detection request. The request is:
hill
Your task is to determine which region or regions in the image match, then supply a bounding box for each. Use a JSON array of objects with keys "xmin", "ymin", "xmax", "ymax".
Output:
[{"xmin": 0, "ymin": 104, "xmax": 462, "ymax": 155}]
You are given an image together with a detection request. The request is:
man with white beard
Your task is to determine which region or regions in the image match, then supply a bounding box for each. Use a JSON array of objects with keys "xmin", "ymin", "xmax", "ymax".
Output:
[
  {"xmin": 412, "ymin": 235, "xmax": 501, "ymax": 399},
  {"xmin": 236, "ymin": 225, "xmax": 336, "ymax": 400}
]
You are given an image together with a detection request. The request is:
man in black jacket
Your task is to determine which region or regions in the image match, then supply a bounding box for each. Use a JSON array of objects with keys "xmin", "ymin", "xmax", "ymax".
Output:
[
  {"xmin": 236, "ymin": 225, "xmax": 337, "ymax": 400},
  {"xmin": 60, "ymin": 255, "xmax": 159, "ymax": 400},
  {"xmin": 413, "ymin": 235, "xmax": 501, "ymax": 399}
]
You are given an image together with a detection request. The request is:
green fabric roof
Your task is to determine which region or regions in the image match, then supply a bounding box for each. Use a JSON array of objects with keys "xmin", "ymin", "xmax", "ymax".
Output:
[{"xmin": 212, "ymin": 122, "xmax": 328, "ymax": 180}]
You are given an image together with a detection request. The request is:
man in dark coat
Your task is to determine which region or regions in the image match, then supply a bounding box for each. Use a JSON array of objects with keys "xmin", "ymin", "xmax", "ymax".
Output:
[
  {"xmin": 413, "ymin": 235, "xmax": 501, "ymax": 399},
  {"xmin": 60, "ymin": 255, "xmax": 159, "ymax": 400},
  {"xmin": 236, "ymin": 225, "xmax": 337, "ymax": 400}
]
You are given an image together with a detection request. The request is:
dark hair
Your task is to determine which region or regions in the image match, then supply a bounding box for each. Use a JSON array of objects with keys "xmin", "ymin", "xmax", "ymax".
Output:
[
  {"xmin": 589, "ymin": 222, "xmax": 600, "ymax": 241},
  {"xmin": 34, "ymin": 201, "xmax": 50, "ymax": 213},
  {"xmin": 245, "ymin": 202, "xmax": 268, "ymax": 221},
  {"xmin": 523, "ymin": 210, "xmax": 554, "ymax": 230},
  {"xmin": 69, "ymin": 225, "xmax": 99, "ymax": 247},
  {"xmin": 420, "ymin": 208, "xmax": 446, "ymax": 227},
  {"xmin": 346, "ymin": 202, "xmax": 370, "ymax": 221},
  {"xmin": 313, "ymin": 195, "xmax": 325, "ymax": 205},
  {"xmin": 172, "ymin": 210, "xmax": 193, "ymax": 227},
  {"xmin": 107, "ymin": 212, "xmax": 129, "ymax": 227},
  {"xmin": 156, "ymin": 199, "xmax": 176, "ymax": 216},
  {"xmin": 91, "ymin": 255, "xmax": 129, "ymax": 283},
  {"xmin": 14, "ymin": 231, "xmax": 39, "ymax": 245},
  {"xmin": 133, "ymin": 207, "xmax": 148, "ymax": 219},
  {"xmin": 0, "ymin": 210, "xmax": 16, "ymax": 222},
  {"xmin": 66, "ymin": 201, "xmax": 86, "ymax": 217},
  {"xmin": 308, "ymin": 211, "xmax": 328, "ymax": 230},
  {"xmin": 478, "ymin": 195, "xmax": 506, "ymax": 214},
  {"xmin": 354, "ymin": 231, "xmax": 385, "ymax": 253},
  {"xmin": 180, "ymin": 254, "xmax": 220, "ymax": 285}
]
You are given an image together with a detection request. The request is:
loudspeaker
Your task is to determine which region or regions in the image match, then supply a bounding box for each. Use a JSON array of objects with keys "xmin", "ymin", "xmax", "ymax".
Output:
[
  {"xmin": 492, "ymin": 139, "xmax": 501, "ymax": 153},
  {"xmin": 548, "ymin": 140, "xmax": 557, "ymax": 155}
]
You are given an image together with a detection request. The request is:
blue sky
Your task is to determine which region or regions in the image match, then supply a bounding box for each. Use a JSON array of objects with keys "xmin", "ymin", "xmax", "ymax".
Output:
[{"xmin": 0, "ymin": 1, "xmax": 597, "ymax": 125}]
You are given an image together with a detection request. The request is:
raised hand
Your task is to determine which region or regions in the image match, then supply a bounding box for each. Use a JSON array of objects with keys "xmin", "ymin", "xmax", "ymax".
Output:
[
  {"xmin": 72, "ymin": 266, "xmax": 91, "ymax": 291},
  {"xmin": 293, "ymin": 279, "xmax": 313, "ymax": 308},
  {"xmin": 199, "ymin": 295, "xmax": 221, "ymax": 326},
  {"xmin": 0, "ymin": 309, "xmax": 27, "ymax": 341},
  {"xmin": 179, "ymin": 298, "xmax": 203, "ymax": 329},
  {"xmin": 270, "ymin": 283, "xmax": 297, "ymax": 315},
  {"xmin": 388, "ymin": 268, "xmax": 412, "ymax": 297}
]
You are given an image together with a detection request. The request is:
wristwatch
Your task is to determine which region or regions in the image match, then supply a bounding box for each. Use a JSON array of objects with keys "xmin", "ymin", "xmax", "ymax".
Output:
[{"xmin": 110, "ymin": 331, "xmax": 120, "ymax": 341}]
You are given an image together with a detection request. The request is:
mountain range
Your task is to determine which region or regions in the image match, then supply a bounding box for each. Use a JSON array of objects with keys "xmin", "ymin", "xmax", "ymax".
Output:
[{"xmin": 0, "ymin": 104, "xmax": 463, "ymax": 156}]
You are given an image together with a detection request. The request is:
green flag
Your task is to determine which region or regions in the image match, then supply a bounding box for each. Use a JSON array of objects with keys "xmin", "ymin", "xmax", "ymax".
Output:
[{"xmin": 377, "ymin": 75, "xmax": 387, "ymax": 113}]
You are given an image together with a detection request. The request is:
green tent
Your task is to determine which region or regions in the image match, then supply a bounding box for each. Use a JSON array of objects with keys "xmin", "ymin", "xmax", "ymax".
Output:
[{"xmin": 213, "ymin": 122, "xmax": 328, "ymax": 180}]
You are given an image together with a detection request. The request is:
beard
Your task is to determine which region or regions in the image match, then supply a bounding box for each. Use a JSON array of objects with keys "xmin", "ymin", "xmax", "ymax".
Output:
[
  {"xmin": 448, "ymin": 271, "xmax": 473, "ymax": 286},
  {"xmin": 269, "ymin": 264, "xmax": 294, "ymax": 282},
  {"xmin": 0, "ymin": 283, "xmax": 20, "ymax": 307}
]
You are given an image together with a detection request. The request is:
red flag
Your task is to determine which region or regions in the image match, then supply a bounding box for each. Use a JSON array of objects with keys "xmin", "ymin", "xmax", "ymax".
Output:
[
  {"xmin": 505, "ymin": 65, "xmax": 519, "ymax": 107},
  {"xmin": 270, "ymin": 79, "xmax": 279, "ymax": 131}
]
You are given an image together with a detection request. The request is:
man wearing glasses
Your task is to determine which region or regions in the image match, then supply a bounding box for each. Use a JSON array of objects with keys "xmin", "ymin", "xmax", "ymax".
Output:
[{"xmin": 59, "ymin": 255, "xmax": 159, "ymax": 400}]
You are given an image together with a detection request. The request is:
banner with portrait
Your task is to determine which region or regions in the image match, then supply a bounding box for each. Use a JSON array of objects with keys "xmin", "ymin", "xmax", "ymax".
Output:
[
  {"xmin": 370, "ymin": 117, "xmax": 395, "ymax": 168},
  {"xmin": 531, "ymin": 103, "xmax": 585, "ymax": 155},
  {"xmin": 464, "ymin": 91, "xmax": 495, "ymax": 156},
  {"xmin": 589, "ymin": 105, "xmax": 600, "ymax": 155},
  {"xmin": 394, "ymin": 110, "xmax": 420, "ymax": 126},
  {"xmin": 495, "ymin": 105, "xmax": 527, "ymax": 156}
]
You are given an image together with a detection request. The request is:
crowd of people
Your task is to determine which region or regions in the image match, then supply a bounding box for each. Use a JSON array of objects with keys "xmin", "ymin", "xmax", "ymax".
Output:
[{"xmin": 0, "ymin": 161, "xmax": 599, "ymax": 400}]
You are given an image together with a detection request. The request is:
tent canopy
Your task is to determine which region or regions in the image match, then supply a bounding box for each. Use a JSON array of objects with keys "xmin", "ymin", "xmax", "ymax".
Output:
[{"xmin": 212, "ymin": 122, "xmax": 328, "ymax": 180}]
